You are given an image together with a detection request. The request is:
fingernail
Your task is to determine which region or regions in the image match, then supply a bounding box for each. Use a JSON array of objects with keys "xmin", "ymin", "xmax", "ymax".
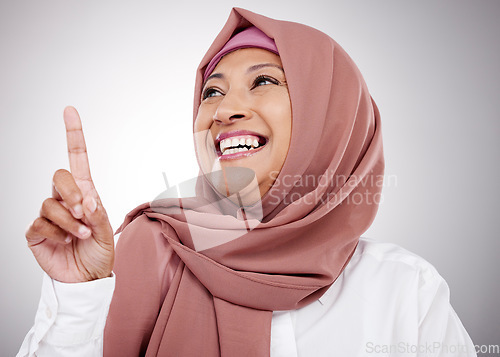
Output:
[
  {"xmin": 73, "ymin": 204, "xmax": 83, "ymax": 218},
  {"xmin": 88, "ymin": 197, "xmax": 97, "ymax": 213},
  {"xmin": 65, "ymin": 235, "xmax": 72, "ymax": 244},
  {"xmin": 78, "ymin": 225, "xmax": 91, "ymax": 238}
]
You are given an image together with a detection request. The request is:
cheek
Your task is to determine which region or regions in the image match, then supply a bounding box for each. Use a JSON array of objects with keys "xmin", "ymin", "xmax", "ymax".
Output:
[
  {"xmin": 193, "ymin": 109, "xmax": 208, "ymax": 133},
  {"xmin": 193, "ymin": 108, "xmax": 218, "ymax": 174},
  {"xmin": 268, "ymin": 103, "xmax": 292, "ymax": 174},
  {"xmin": 267, "ymin": 98, "xmax": 292, "ymax": 149}
]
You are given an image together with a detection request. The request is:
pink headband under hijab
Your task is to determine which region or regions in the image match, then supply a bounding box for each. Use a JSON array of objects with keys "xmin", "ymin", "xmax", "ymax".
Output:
[{"xmin": 203, "ymin": 26, "xmax": 279, "ymax": 81}]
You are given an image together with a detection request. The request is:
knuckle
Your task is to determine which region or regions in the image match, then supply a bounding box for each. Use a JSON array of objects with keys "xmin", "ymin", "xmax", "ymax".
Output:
[
  {"xmin": 31, "ymin": 217, "xmax": 44, "ymax": 232},
  {"xmin": 41, "ymin": 198, "xmax": 55, "ymax": 213},
  {"xmin": 53, "ymin": 168, "xmax": 69, "ymax": 180}
]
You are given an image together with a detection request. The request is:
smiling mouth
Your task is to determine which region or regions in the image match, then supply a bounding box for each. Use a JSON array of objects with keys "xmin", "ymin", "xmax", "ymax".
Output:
[{"xmin": 215, "ymin": 131, "xmax": 267, "ymax": 160}]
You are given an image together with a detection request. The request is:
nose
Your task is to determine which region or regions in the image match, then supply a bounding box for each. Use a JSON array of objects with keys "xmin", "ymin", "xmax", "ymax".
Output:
[{"xmin": 213, "ymin": 90, "xmax": 252, "ymax": 125}]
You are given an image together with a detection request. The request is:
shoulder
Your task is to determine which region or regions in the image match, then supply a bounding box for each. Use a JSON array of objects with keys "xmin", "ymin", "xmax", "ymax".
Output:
[
  {"xmin": 329, "ymin": 237, "xmax": 451, "ymax": 321},
  {"xmin": 291, "ymin": 239, "xmax": 476, "ymax": 354},
  {"xmin": 347, "ymin": 237, "xmax": 445, "ymax": 288},
  {"xmin": 114, "ymin": 213, "xmax": 175, "ymax": 271},
  {"xmin": 115, "ymin": 213, "xmax": 167, "ymax": 248},
  {"xmin": 311, "ymin": 238, "xmax": 450, "ymax": 336},
  {"xmin": 354, "ymin": 237, "xmax": 437, "ymax": 269}
]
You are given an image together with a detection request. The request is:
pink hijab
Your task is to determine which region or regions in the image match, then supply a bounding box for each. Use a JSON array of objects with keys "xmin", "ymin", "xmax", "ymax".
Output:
[{"xmin": 104, "ymin": 7, "xmax": 384, "ymax": 356}]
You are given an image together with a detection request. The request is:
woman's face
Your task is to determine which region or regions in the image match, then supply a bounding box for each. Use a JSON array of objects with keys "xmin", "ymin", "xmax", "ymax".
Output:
[{"xmin": 194, "ymin": 48, "xmax": 292, "ymax": 198}]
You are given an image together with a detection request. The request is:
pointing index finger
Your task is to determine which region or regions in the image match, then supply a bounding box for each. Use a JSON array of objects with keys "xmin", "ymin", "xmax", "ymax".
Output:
[{"xmin": 63, "ymin": 106, "xmax": 95, "ymax": 197}]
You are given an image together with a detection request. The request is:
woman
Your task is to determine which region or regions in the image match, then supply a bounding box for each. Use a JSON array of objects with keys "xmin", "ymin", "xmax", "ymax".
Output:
[{"xmin": 19, "ymin": 8, "xmax": 476, "ymax": 357}]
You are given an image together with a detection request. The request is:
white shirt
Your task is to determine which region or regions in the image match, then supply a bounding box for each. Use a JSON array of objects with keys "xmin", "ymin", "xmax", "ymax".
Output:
[{"xmin": 17, "ymin": 238, "xmax": 477, "ymax": 356}]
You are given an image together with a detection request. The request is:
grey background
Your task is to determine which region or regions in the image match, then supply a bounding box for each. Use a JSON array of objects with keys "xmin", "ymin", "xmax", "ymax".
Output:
[{"xmin": 1, "ymin": 0, "xmax": 499, "ymax": 355}]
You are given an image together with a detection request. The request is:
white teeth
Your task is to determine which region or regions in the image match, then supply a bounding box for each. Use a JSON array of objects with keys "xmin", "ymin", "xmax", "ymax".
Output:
[
  {"xmin": 219, "ymin": 135, "xmax": 265, "ymax": 156},
  {"xmin": 220, "ymin": 138, "xmax": 232, "ymax": 153},
  {"xmin": 222, "ymin": 139, "xmax": 229, "ymax": 150},
  {"xmin": 221, "ymin": 147, "xmax": 250, "ymax": 156}
]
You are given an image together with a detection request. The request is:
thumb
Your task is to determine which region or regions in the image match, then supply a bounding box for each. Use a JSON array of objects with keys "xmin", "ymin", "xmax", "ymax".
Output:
[{"xmin": 82, "ymin": 195, "xmax": 114, "ymax": 245}]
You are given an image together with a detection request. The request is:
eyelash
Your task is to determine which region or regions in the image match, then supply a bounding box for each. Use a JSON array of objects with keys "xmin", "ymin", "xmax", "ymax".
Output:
[
  {"xmin": 252, "ymin": 75, "xmax": 280, "ymax": 88},
  {"xmin": 202, "ymin": 75, "xmax": 281, "ymax": 100}
]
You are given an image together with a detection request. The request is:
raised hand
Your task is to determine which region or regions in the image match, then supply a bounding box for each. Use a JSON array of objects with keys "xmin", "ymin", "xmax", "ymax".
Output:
[{"xmin": 25, "ymin": 107, "xmax": 114, "ymax": 283}]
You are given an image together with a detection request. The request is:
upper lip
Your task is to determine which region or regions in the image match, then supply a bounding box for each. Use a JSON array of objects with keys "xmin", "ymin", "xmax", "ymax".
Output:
[{"xmin": 214, "ymin": 130, "xmax": 267, "ymax": 147}]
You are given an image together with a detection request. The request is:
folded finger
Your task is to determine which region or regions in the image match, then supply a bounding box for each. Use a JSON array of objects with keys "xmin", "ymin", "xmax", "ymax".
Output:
[
  {"xmin": 82, "ymin": 195, "xmax": 113, "ymax": 246},
  {"xmin": 26, "ymin": 217, "xmax": 72, "ymax": 246},
  {"xmin": 40, "ymin": 198, "xmax": 92, "ymax": 239},
  {"xmin": 52, "ymin": 169, "xmax": 84, "ymax": 219}
]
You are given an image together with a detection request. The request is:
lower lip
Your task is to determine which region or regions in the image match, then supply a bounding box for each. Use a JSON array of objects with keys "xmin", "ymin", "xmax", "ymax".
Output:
[{"xmin": 217, "ymin": 144, "xmax": 266, "ymax": 161}]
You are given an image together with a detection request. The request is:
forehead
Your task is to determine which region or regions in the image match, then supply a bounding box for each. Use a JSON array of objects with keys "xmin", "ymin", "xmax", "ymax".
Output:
[{"xmin": 212, "ymin": 48, "xmax": 283, "ymax": 73}]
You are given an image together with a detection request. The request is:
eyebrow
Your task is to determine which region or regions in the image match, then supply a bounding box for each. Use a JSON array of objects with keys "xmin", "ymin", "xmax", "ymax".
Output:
[
  {"xmin": 203, "ymin": 63, "xmax": 285, "ymax": 87},
  {"xmin": 246, "ymin": 63, "xmax": 284, "ymax": 74},
  {"xmin": 204, "ymin": 73, "xmax": 224, "ymax": 83}
]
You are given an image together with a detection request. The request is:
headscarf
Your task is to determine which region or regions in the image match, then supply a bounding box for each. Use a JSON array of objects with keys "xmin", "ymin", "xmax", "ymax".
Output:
[{"xmin": 104, "ymin": 7, "xmax": 384, "ymax": 357}]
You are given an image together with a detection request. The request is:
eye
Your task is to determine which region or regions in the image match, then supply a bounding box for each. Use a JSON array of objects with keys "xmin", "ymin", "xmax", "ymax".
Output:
[
  {"xmin": 252, "ymin": 75, "xmax": 280, "ymax": 88},
  {"xmin": 202, "ymin": 87, "xmax": 223, "ymax": 100}
]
